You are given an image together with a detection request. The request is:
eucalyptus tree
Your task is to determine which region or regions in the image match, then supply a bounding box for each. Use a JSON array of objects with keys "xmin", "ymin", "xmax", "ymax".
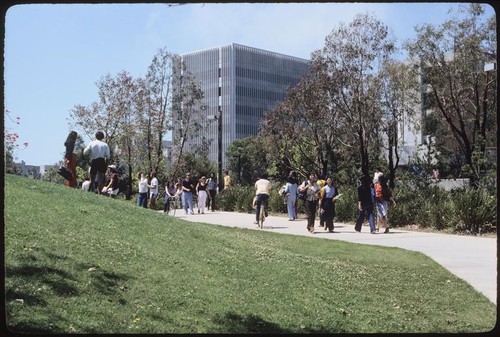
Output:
[
  {"xmin": 317, "ymin": 13, "xmax": 396, "ymax": 178},
  {"xmin": 70, "ymin": 71, "xmax": 135, "ymax": 164},
  {"xmin": 404, "ymin": 3, "xmax": 496, "ymax": 188},
  {"xmin": 379, "ymin": 60, "xmax": 421, "ymax": 188},
  {"xmin": 169, "ymin": 58, "xmax": 207, "ymax": 180},
  {"xmin": 225, "ymin": 137, "xmax": 270, "ymax": 185},
  {"xmin": 260, "ymin": 58, "xmax": 342, "ymax": 180}
]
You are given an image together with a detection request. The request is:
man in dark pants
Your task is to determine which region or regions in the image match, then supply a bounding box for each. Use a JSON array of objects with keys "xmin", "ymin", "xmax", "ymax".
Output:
[
  {"xmin": 83, "ymin": 131, "xmax": 110, "ymax": 195},
  {"xmin": 207, "ymin": 173, "xmax": 217, "ymax": 211},
  {"xmin": 354, "ymin": 175, "xmax": 376, "ymax": 234},
  {"xmin": 298, "ymin": 173, "xmax": 320, "ymax": 233}
]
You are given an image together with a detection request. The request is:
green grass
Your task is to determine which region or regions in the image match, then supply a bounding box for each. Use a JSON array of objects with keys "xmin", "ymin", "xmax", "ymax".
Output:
[{"xmin": 4, "ymin": 174, "xmax": 496, "ymax": 333}]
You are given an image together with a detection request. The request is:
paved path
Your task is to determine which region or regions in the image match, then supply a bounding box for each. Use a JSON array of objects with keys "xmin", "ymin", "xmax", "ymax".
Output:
[{"xmin": 165, "ymin": 210, "xmax": 497, "ymax": 305}]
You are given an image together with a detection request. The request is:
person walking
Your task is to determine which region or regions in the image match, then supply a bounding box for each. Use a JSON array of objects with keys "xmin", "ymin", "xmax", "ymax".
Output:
[
  {"xmin": 318, "ymin": 176, "xmax": 339, "ymax": 233},
  {"xmin": 374, "ymin": 174, "xmax": 396, "ymax": 233},
  {"xmin": 206, "ymin": 173, "xmax": 217, "ymax": 211},
  {"xmin": 63, "ymin": 131, "xmax": 78, "ymax": 188},
  {"xmin": 224, "ymin": 170, "xmax": 232, "ymax": 190},
  {"xmin": 354, "ymin": 175, "xmax": 376, "ymax": 233},
  {"xmin": 285, "ymin": 171, "xmax": 298, "ymax": 221},
  {"xmin": 182, "ymin": 172, "xmax": 195, "ymax": 215},
  {"xmin": 196, "ymin": 176, "xmax": 209, "ymax": 214},
  {"xmin": 298, "ymin": 173, "xmax": 320, "ymax": 233},
  {"xmin": 254, "ymin": 172, "xmax": 271, "ymax": 225},
  {"xmin": 148, "ymin": 172, "xmax": 159, "ymax": 209},
  {"xmin": 137, "ymin": 172, "xmax": 148, "ymax": 208},
  {"xmin": 83, "ymin": 131, "xmax": 110, "ymax": 194},
  {"xmin": 163, "ymin": 179, "xmax": 176, "ymax": 213}
]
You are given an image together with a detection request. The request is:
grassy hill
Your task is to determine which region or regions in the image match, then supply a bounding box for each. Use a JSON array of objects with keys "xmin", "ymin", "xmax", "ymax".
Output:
[{"xmin": 3, "ymin": 174, "xmax": 496, "ymax": 333}]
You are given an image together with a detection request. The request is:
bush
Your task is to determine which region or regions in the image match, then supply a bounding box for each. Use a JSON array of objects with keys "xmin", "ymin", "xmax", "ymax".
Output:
[
  {"xmin": 334, "ymin": 188, "xmax": 358, "ymax": 222},
  {"xmin": 451, "ymin": 188, "xmax": 497, "ymax": 234}
]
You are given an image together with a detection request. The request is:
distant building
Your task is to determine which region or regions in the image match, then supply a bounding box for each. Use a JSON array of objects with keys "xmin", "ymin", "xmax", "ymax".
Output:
[
  {"xmin": 14, "ymin": 161, "xmax": 41, "ymax": 178},
  {"xmin": 175, "ymin": 43, "xmax": 310, "ymax": 167}
]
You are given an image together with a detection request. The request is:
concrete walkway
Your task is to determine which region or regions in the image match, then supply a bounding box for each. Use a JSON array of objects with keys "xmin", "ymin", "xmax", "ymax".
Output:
[{"xmin": 165, "ymin": 209, "xmax": 497, "ymax": 305}]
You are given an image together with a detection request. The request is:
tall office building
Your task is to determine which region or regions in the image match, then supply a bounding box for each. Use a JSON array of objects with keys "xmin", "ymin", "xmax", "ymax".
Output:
[{"xmin": 178, "ymin": 43, "xmax": 309, "ymax": 173}]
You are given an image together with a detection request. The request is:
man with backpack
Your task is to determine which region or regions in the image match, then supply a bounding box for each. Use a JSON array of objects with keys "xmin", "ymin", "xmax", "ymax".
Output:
[{"xmin": 374, "ymin": 174, "xmax": 396, "ymax": 233}]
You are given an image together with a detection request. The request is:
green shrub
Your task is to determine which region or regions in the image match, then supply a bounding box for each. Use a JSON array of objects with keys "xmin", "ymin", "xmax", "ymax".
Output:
[
  {"xmin": 451, "ymin": 188, "xmax": 497, "ymax": 234},
  {"xmin": 386, "ymin": 184, "xmax": 423, "ymax": 227},
  {"xmin": 418, "ymin": 186, "xmax": 454, "ymax": 230},
  {"xmin": 334, "ymin": 187, "xmax": 358, "ymax": 222}
]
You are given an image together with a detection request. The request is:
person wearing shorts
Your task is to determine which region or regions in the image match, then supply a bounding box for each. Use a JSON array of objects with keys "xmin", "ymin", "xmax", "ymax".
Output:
[{"xmin": 83, "ymin": 131, "xmax": 110, "ymax": 195}]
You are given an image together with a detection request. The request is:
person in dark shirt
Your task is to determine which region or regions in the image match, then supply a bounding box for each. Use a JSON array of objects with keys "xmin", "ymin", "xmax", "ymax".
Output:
[{"xmin": 354, "ymin": 175, "xmax": 376, "ymax": 233}]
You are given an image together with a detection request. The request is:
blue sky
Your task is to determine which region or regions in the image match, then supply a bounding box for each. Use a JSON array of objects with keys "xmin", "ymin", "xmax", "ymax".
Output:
[{"xmin": 4, "ymin": 2, "xmax": 495, "ymax": 166}]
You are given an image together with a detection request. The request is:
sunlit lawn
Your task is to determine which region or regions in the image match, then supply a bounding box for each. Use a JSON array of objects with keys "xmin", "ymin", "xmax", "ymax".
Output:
[{"xmin": 4, "ymin": 174, "xmax": 496, "ymax": 333}]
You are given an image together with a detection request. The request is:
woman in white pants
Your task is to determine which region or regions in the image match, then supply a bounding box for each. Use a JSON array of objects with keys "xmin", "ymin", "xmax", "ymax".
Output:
[{"xmin": 196, "ymin": 176, "xmax": 209, "ymax": 214}]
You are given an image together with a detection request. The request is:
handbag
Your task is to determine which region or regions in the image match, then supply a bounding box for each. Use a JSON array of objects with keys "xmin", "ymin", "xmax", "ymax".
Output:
[{"xmin": 57, "ymin": 165, "xmax": 72, "ymax": 181}]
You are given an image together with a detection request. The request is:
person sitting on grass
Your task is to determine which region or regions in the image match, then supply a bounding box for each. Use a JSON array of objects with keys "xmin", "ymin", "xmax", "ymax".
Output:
[{"xmin": 101, "ymin": 165, "xmax": 119, "ymax": 198}]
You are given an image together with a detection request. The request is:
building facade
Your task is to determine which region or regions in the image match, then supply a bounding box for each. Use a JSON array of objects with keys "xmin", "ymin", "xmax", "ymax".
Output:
[{"xmin": 177, "ymin": 43, "xmax": 309, "ymax": 172}]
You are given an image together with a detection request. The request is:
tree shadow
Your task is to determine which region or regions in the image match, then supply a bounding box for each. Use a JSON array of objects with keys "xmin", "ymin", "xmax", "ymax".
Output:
[
  {"xmin": 212, "ymin": 312, "xmax": 293, "ymax": 333},
  {"xmin": 211, "ymin": 311, "xmax": 343, "ymax": 334}
]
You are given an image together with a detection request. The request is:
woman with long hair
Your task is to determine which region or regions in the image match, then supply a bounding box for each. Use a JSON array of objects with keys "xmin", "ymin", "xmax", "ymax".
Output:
[{"xmin": 64, "ymin": 131, "xmax": 78, "ymax": 188}]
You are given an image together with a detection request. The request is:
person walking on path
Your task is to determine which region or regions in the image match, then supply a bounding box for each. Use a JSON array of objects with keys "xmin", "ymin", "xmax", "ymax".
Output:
[
  {"xmin": 83, "ymin": 131, "xmax": 110, "ymax": 194},
  {"xmin": 182, "ymin": 173, "xmax": 195, "ymax": 215},
  {"xmin": 374, "ymin": 174, "xmax": 396, "ymax": 233},
  {"xmin": 285, "ymin": 171, "xmax": 298, "ymax": 221},
  {"xmin": 224, "ymin": 170, "xmax": 232, "ymax": 190},
  {"xmin": 354, "ymin": 175, "xmax": 376, "ymax": 233},
  {"xmin": 137, "ymin": 172, "xmax": 149, "ymax": 208},
  {"xmin": 299, "ymin": 173, "xmax": 321, "ymax": 233},
  {"xmin": 163, "ymin": 179, "xmax": 177, "ymax": 213},
  {"xmin": 196, "ymin": 176, "xmax": 209, "ymax": 214},
  {"xmin": 318, "ymin": 176, "xmax": 339, "ymax": 232},
  {"xmin": 148, "ymin": 172, "xmax": 159, "ymax": 209},
  {"xmin": 206, "ymin": 173, "xmax": 217, "ymax": 211},
  {"xmin": 254, "ymin": 172, "xmax": 271, "ymax": 225},
  {"xmin": 63, "ymin": 131, "xmax": 78, "ymax": 188}
]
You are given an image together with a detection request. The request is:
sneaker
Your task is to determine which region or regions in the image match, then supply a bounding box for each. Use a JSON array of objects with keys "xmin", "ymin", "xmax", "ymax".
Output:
[
  {"xmin": 254, "ymin": 221, "xmax": 259, "ymax": 225},
  {"xmin": 384, "ymin": 228, "xmax": 390, "ymax": 233}
]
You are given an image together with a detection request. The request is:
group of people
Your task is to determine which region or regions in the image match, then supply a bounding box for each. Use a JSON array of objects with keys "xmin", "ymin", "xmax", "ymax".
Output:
[
  {"xmin": 139, "ymin": 172, "xmax": 220, "ymax": 215},
  {"xmin": 261, "ymin": 170, "xmax": 396, "ymax": 234},
  {"xmin": 63, "ymin": 130, "xmax": 119, "ymax": 197},
  {"xmin": 354, "ymin": 170, "xmax": 396, "ymax": 234}
]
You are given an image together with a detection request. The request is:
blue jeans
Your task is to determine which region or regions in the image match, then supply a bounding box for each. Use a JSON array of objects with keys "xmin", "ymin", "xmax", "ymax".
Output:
[
  {"xmin": 355, "ymin": 204, "xmax": 375, "ymax": 232},
  {"xmin": 286, "ymin": 196, "xmax": 297, "ymax": 220},
  {"xmin": 137, "ymin": 192, "xmax": 147, "ymax": 208},
  {"xmin": 182, "ymin": 191, "xmax": 194, "ymax": 214},
  {"xmin": 255, "ymin": 194, "xmax": 269, "ymax": 222}
]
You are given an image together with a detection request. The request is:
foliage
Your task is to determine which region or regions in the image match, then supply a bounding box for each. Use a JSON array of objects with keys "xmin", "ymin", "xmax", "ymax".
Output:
[
  {"xmin": 4, "ymin": 109, "xmax": 28, "ymax": 174},
  {"xmin": 167, "ymin": 152, "xmax": 217, "ymax": 184},
  {"xmin": 451, "ymin": 188, "xmax": 497, "ymax": 233},
  {"xmin": 333, "ymin": 188, "xmax": 358, "ymax": 223},
  {"xmin": 404, "ymin": 4, "xmax": 497, "ymax": 188},
  {"xmin": 169, "ymin": 55, "xmax": 208, "ymax": 179},
  {"xmin": 225, "ymin": 137, "xmax": 270, "ymax": 186}
]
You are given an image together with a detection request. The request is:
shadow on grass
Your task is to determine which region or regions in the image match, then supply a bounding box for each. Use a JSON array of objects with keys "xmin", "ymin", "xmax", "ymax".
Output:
[
  {"xmin": 212, "ymin": 312, "xmax": 292, "ymax": 333},
  {"xmin": 5, "ymin": 247, "xmax": 133, "ymax": 333},
  {"xmin": 212, "ymin": 312, "xmax": 342, "ymax": 333}
]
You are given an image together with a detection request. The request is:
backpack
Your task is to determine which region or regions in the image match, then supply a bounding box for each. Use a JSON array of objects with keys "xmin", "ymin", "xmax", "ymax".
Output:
[{"xmin": 374, "ymin": 182, "xmax": 384, "ymax": 201}]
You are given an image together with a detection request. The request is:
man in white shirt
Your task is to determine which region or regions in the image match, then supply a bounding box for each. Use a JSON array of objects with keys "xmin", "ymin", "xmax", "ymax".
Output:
[
  {"xmin": 83, "ymin": 131, "xmax": 110, "ymax": 194},
  {"xmin": 254, "ymin": 172, "xmax": 271, "ymax": 225}
]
